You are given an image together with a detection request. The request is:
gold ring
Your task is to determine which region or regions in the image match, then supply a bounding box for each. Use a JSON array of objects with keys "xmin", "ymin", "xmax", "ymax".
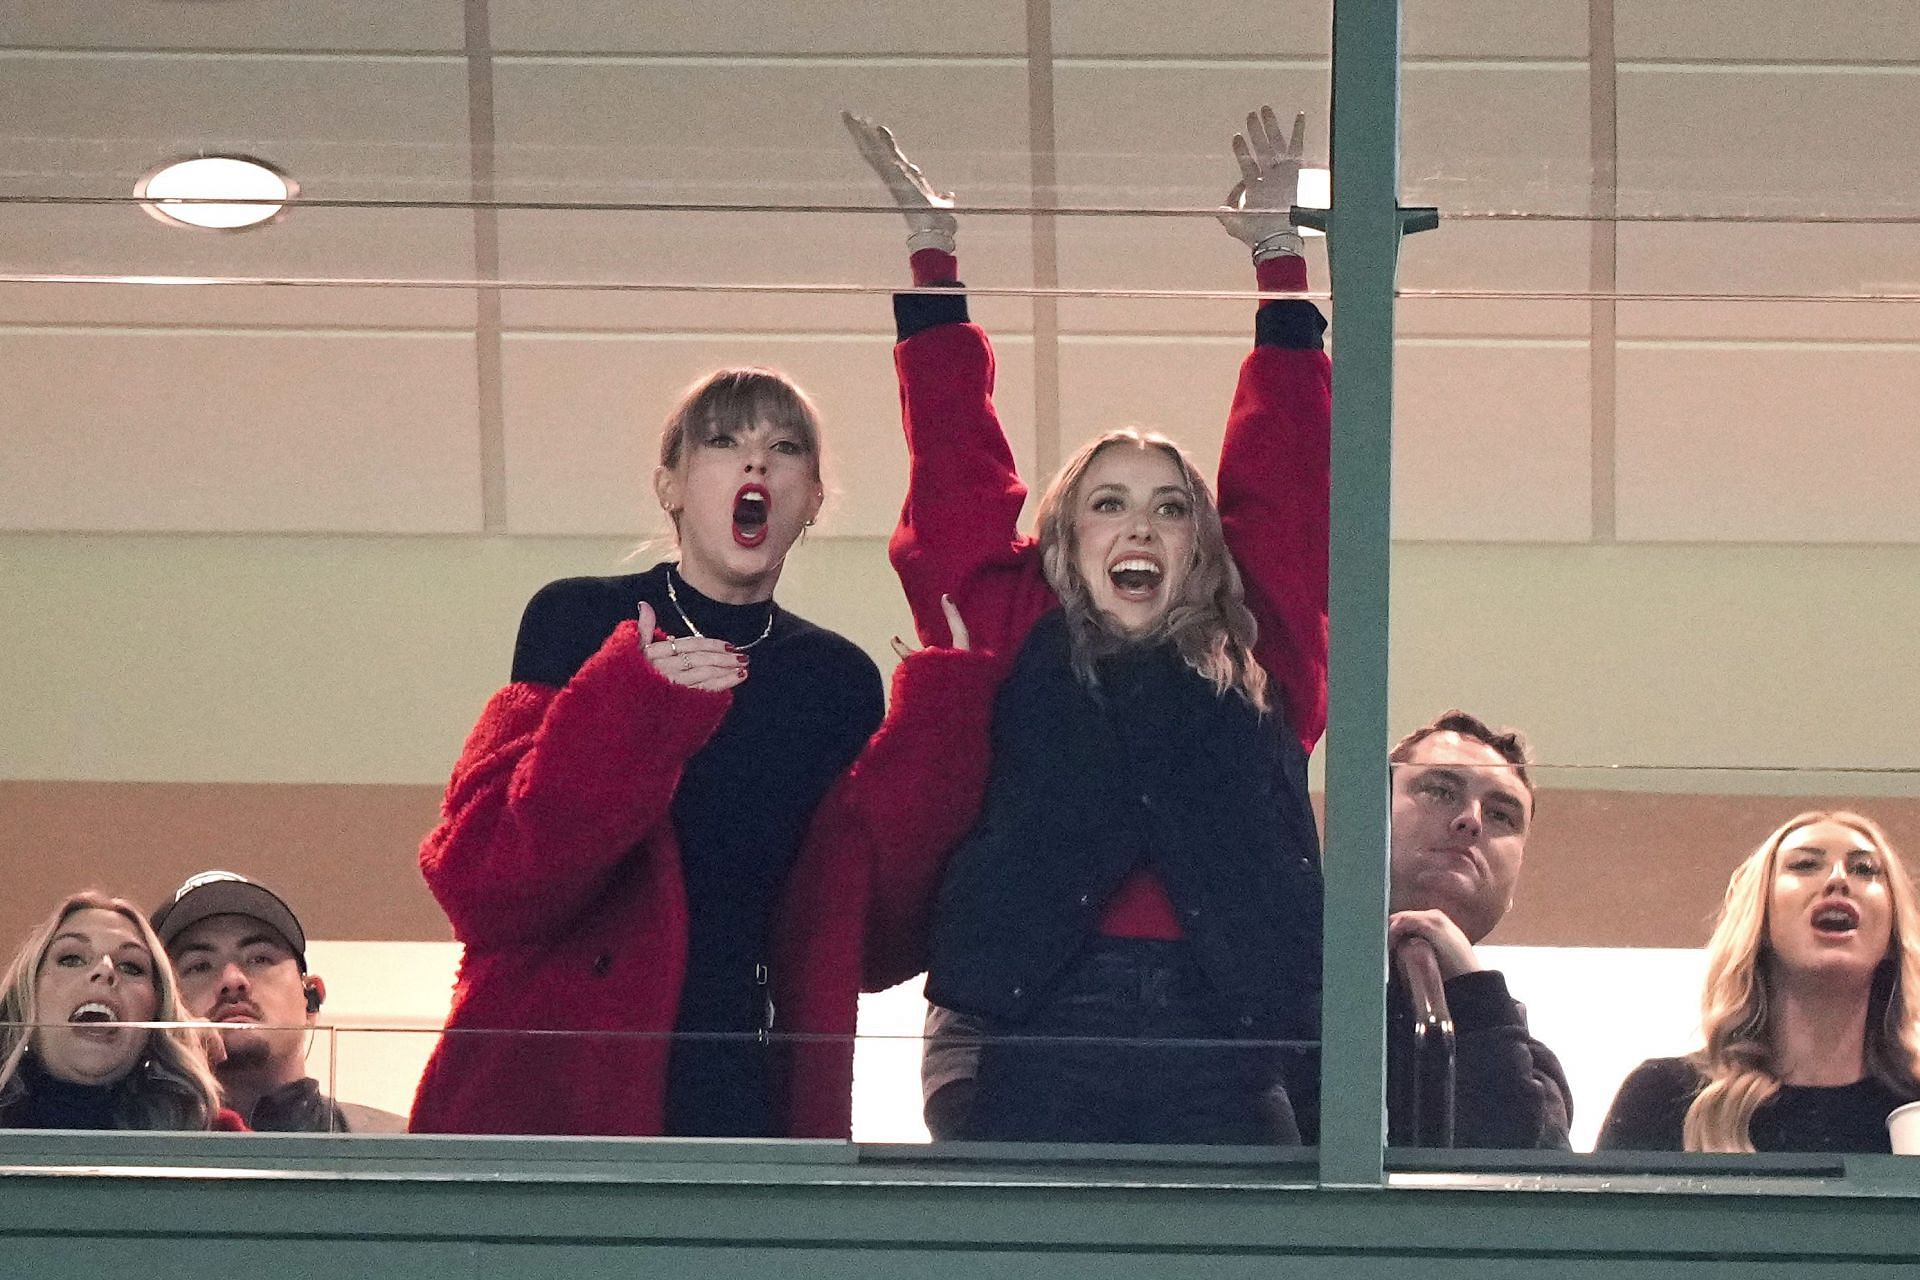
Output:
[
  {"xmin": 680, "ymin": 656, "xmax": 693, "ymax": 672},
  {"xmin": 668, "ymin": 637, "xmax": 680, "ymax": 658}
]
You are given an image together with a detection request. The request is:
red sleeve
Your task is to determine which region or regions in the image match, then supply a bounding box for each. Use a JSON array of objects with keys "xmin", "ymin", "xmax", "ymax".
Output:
[
  {"xmin": 211, "ymin": 1107, "xmax": 249, "ymax": 1132},
  {"xmin": 888, "ymin": 321, "xmax": 1057, "ymax": 655},
  {"xmin": 770, "ymin": 646, "xmax": 1005, "ymax": 1000},
  {"xmin": 850, "ymin": 648, "xmax": 1007, "ymax": 987},
  {"xmin": 418, "ymin": 620, "xmax": 732, "ymax": 949},
  {"xmin": 1218, "ymin": 254, "xmax": 1331, "ymax": 754}
]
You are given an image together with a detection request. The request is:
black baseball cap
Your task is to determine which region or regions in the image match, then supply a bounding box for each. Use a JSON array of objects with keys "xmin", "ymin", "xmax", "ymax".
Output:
[{"xmin": 151, "ymin": 870, "xmax": 308, "ymax": 972}]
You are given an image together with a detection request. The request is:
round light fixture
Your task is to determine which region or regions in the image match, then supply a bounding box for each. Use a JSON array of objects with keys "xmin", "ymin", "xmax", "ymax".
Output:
[
  {"xmin": 1296, "ymin": 167, "xmax": 1330, "ymax": 237},
  {"xmin": 137, "ymin": 155, "xmax": 294, "ymax": 230}
]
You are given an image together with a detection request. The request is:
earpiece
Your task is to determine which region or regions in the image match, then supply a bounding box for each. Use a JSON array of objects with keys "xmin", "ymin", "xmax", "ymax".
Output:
[{"xmin": 303, "ymin": 981, "xmax": 323, "ymax": 1015}]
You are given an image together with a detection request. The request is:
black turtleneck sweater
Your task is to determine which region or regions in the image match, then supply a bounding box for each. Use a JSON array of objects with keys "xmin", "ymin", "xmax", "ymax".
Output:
[
  {"xmin": 0, "ymin": 1056, "xmax": 124, "ymax": 1129},
  {"xmin": 510, "ymin": 563, "xmax": 884, "ymax": 1135}
]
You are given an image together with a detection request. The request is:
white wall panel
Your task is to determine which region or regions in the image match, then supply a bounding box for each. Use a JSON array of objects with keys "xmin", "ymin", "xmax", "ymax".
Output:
[
  {"xmin": 0, "ymin": 0, "xmax": 465, "ymax": 52},
  {"xmin": 1618, "ymin": 224, "xmax": 1920, "ymax": 342},
  {"xmin": 491, "ymin": 58, "xmax": 1029, "ymax": 327},
  {"xmin": 1052, "ymin": 63, "xmax": 1329, "ymax": 213},
  {"xmin": 491, "ymin": 58, "xmax": 1029, "ymax": 208},
  {"xmin": 1056, "ymin": 336, "xmax": 1589, "ymax": 542},
  {"xmin": 0, "ymin": 49, "xmax": 476, "ymax": 322},
  {"xmin": 1404, "ymin": 0, "xmax": 1590, "ymax": 59},
  {"xmin": 1052, "ymin": 1, "xmax": 1328, "ymax": 57},
  {"xmin": 0, "ymin": 205, "xmax": 479, "ymax": 327},
  {"xmin": 1051, "ymin": 62, "xmax": 1327, "ymax": 333},
  {"xmin": 1617, "ymin": 67, "xmax": 1920, "ymax": 220},
  {"xmin": 491, "ymin": 0, "xmax": 1025, "ymax": 55},
  {"xmin": 1394, "ymin": 340, "xmax": 1592, "ymax": 542},
  {"xmin": 500, "ymin": 331, "xmax": 1036, "ymax": 539},
  {"xmin": 493, "ymin": 208, "xmax": 1034, "ymax": 334},
  {"xmin": 1053, "ymin": 64, "xmax": 1586, "ymax": 335},
  {"xmin": 1617, "ymin": 341, "xmax": 1920, "ymax": 542},
  {"xmin": 1403, "ymin": 65, "xmax": 1592, "ymax": 214},
  {"xmin": 0, "ymin": 51, "xmax": 470, "ymax": 201},
  {"xmin": 1616, "ymin": 0, "xmax": 1920, "ymax": 62},
  {"xmin": 0, "ymin": 329, "xmax": 481, "ymax": 533},
  {"xmin": 0, "ymin": 280, "xmax": 477, "ymax": 331},
  {"xmin": 1053, "ymin": 0, "xmax": 1585, "ymax": 58}
]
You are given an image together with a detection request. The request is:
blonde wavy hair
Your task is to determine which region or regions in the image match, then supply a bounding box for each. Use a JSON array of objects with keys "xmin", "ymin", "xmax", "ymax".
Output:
[
  {"xmin": 1034, "ymin": 429, "xmax": 1267, "ymax": 712},
  {"xmin": 1684, "ymin": 811, "xmax": 1920, "ymax": 1152},
  {"xmin": 0, "ymin": 892, "xmax": 224, "ymax": 1130}
]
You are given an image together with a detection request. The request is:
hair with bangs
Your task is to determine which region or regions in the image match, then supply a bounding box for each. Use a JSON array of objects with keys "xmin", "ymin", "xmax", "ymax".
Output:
[
  {"xmin": 658, "ymin": 367, "xmax": 823, "ymax": 477},
  {"xmin": 0, "ymin": 892, "xmax": 224, "ymax": 1130},
  {"xmin": 1683, "ymin": 811, "xmax": 1920, "ymax": 1152},
  {"xmin": 1035, "ymin": 429, "xmax": 1267, "ymax": 711}
]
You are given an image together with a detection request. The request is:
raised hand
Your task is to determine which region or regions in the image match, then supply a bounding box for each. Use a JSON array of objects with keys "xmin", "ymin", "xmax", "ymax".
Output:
[
  {"xmin": 842, "ymin": 111, "xmax": 959, "ymax": 254},
  {"xmin": 890, "ymin": 594, "xmax": 972, "ymax": 659},
  {"xmin": 637, "ymin": 601, "xmax": 747, "ymax": 691},
  {"xmin": 1215, "ymin": 106, "xmax": 1308, "ymax": 262}
]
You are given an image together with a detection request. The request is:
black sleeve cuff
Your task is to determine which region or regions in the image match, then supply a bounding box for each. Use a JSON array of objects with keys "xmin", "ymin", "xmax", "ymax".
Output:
[
  {"xmin": 1442, "ymin": 969, "xmax": 1524, "ymax": 1032},
  {"xmin": 894, "ymin": 283, "xmax": 970, "ymax": 341},
  {"xmin": 1255, "ymin": 299, "xmax": 1328, "ymax": 351}
]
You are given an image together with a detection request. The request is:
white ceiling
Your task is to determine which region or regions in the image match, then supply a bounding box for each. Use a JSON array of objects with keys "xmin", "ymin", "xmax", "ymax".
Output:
[{"xmin": 1, "ymin": 0, "xmax": 1917, "ymax": 543}]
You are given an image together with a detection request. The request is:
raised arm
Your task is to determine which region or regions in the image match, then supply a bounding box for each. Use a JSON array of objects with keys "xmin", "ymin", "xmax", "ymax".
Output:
[
  {"xmin": 419, "ymin": 594, "xmax": 733, "ymax": 949},
  {"xmin": 845, "ymin": 112, "xmax": 1053, "ymax": 654},
  {"xmin": 1214, "ymin": 108, "xmax": 1331, "ymax": 752}
]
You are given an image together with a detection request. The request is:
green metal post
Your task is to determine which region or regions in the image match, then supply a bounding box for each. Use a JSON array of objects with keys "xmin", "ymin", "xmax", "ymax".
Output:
[{"xmin": 1316, "ymin": 0, "xmax": 1406, "ymax": 1188}]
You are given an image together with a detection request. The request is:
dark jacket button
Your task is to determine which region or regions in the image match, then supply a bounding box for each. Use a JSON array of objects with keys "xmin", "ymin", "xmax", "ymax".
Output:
[{"xmin": 592, "ymin": 953, "xmax": 613, "ymax": 977}]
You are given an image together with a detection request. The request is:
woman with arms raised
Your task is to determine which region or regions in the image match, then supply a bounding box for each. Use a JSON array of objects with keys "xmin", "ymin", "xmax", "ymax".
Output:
[
  {"xmin": 411, "ymin": 370, "xmax": 1001, "ymax": 1138},
  {"xmin": 1597, "ymin": 811, "xmax": 1920, "ymax": 1152},
  {"xmin": 847, "ymin": 108, "xmax": 1329, "ymax": 1142},
  {"xmin": 0, "ymin": 892, "xmax": 240, "ymax": 1131}
]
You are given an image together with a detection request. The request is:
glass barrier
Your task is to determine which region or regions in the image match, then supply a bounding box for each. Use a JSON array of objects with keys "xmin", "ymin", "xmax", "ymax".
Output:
[
  {"xmin": 4, "ymin": 0, "xmax": 1918, "ymax": 1204},
  {"xmin": 317, "ymin": 1025, "xmax": 1323, "ymax": 1148},
  {"xmin": 1380, "ymin": 762, "xmax": 1919, "ymax": 1166},
  {"xmin": 0, "ymin": 1020, "xmax": 1318, "ymax": 1148}
]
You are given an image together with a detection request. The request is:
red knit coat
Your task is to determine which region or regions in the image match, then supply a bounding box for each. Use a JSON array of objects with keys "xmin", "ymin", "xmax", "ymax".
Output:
[
  {"xmin": 890, "ymin": 253, "xmax": 1331, "ymax": 755},
  {"xmin": 409, "ymin": 620, "xmax": 1004, "ymax": 1138}
]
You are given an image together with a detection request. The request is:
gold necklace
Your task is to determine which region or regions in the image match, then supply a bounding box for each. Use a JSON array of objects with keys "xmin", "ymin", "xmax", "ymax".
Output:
[{"xmin": 665, "ymin": 566, "xmax": 776, "ymax": 650}]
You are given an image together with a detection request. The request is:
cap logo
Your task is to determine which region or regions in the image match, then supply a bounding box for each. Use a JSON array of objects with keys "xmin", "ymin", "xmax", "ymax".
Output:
[{"xmin": 173, "ymin": 869, "xmax": 249, "ymax": 902}]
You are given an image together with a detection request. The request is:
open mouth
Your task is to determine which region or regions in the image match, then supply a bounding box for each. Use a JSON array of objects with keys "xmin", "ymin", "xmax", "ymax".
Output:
[
  {"xmin": 1812, "ymin": 902, "xmax": 1860, "ymax": 935},
  {"xmin": 68, "ymin": 1001, "xmax": 123, "ymax": 1038},
  {"xmin": 1107, "ymin": 556, "xmax": 1163, "ymax": 602},
  {"xmin": 732, "ymin": 485, "xmax": 769, "ymax": 548}
]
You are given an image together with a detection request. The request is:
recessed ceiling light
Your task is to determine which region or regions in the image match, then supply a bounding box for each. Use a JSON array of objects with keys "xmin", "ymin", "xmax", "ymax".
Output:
[
  {"xmin": 136, "ymin": 155, "xmax": 294, "ymax": 231},
  {"xmin": 1296, "ymin": 167, "xmax": 1329, "ymax": 238}
]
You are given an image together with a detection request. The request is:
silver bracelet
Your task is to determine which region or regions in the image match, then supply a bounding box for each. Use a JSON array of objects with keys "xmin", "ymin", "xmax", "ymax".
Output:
[
  {"xmin": 1252, "ymin": 229, "xmax": 1305, "ymax": 262},
  {"xmin": 906, "ymin": 226, "xmax": 958, "ymax": 255}
]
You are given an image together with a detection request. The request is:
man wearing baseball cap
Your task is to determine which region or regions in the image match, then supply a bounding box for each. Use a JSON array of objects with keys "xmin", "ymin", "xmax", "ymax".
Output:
[{"xmin": 152, "ymin": 871, "xmax": 404, "ymax": 1133}]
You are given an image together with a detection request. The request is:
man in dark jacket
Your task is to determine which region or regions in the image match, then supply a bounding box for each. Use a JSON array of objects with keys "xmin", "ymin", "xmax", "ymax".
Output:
[
  {"xmin": 152, "ymin": 871, "xmax": 406, "ymax": 1133},
  {"xmin": 1373, "ymin": 709, "xmax": 1571, "ymax": 1149},
  {"xmin": 922, "ymin": 709, "xmax": 1571, "ymax": 1149}
]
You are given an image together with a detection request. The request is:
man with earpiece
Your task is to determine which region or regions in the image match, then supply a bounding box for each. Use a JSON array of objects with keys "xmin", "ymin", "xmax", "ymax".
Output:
[{"xmin": 152, "ymin": 871, "xmax": 405, "ymax": 1133}]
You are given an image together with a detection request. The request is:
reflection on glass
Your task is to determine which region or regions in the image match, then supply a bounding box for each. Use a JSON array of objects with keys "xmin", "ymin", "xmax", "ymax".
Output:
[
  {"xmin": 0, "ymin": 893, "xmax": 239, "ymax": 1132},
  {"xmin": 1398, "ymin": 765, "xmax": 1919, "ymax": 1161},
  {"xmin": 1594, "ymin": 810, "xmax": 1919, "ymax": 1156},
  {"xmin": 1381, "ymin": 722, "xmax": 1568, "ymax": 1152}
]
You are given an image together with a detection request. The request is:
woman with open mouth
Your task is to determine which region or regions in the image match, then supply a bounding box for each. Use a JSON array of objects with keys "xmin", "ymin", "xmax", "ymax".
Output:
[
  {"xmin": 412, "ymin": 369, "xmax": 1006, "ymax": 1139},
  {"xmin": 1597, "ymin": 811, "xmax": 1920, "ymax": 1152},
  {"xmin": 0, "ymin": 892, "xmax": 239, "ymax": 1130},
  {"xmin": 848, "ymin": 107, "xmax": 1329, "ymax": 1142}
]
